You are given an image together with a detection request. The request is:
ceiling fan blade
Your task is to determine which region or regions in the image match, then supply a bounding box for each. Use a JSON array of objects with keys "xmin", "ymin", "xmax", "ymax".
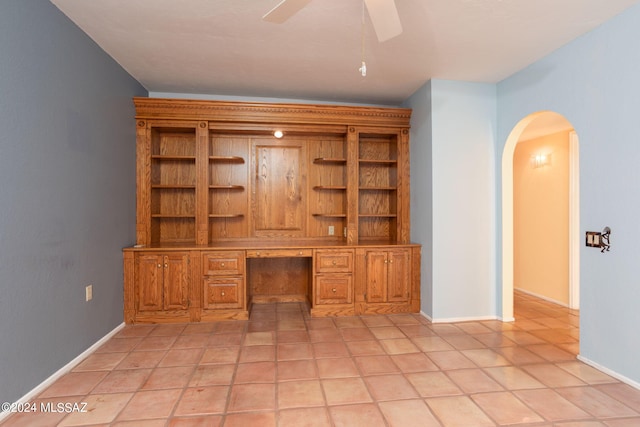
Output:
[
  {"xmin": 364, "ymin": 0, "xmax": 403, "ymax": 42},
  {"xmin": 262, "ymin": 0, "xmax": 312, "ymax": 24}
]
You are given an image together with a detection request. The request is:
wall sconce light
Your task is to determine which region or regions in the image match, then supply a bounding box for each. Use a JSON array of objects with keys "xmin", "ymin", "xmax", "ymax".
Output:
[
  {"xmin": 273, "ymin": 130, "xmax": 284, "ymax": 139},
  {"xmin": 531, "ymin": 153, "xmax": 551, "ymax": 168}
]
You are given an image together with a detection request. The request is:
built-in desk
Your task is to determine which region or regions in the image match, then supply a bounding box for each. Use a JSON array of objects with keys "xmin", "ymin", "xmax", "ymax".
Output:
[{"xmin": 123, "ymin": 241, "xmax": 421, "ymax": 324}]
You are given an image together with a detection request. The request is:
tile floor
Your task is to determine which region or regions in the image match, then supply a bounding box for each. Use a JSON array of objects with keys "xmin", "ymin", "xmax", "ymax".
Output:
[{"xmin": 3, "ymin": 291, "xmax": 640, "ymax": 426}]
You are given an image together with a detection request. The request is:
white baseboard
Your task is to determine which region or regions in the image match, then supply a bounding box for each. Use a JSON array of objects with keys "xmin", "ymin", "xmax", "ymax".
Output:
[
  {"xmin": 431, "ymin": 315, "xmax": 499, "ymax": 324},
  {"xmin": 515, "ymin": 287, "xmax": 569, "ymax": 308},
  {"xmin": 0, "ymin": 322, "xmax": 125, "ymax": 422},
  {"xmin": 419, "ymin": 311, "xmax": 499, "ymax": 324},
  {"xmin": 577, "ymin": 355, "xmax": 640, "ymax": 391}
]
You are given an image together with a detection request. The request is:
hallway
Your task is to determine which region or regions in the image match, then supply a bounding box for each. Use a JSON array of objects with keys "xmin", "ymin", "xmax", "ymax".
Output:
[{"xmin": 3, "ymin": 291, "xmax": 639, "ymax": 426}]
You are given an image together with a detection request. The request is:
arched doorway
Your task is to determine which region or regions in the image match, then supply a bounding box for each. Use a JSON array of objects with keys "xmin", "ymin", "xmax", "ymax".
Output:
[{"xmin": 501, "ymin": 111, "xmax": 579, "ymax": 321}]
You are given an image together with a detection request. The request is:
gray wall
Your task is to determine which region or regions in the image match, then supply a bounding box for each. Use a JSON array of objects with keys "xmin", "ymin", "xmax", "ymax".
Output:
[{"xmin": 0, "ymin": 0, "xmax": 146, "ymax": 402}]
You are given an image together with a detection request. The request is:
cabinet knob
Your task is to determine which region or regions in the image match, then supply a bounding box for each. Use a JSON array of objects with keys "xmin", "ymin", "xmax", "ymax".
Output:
[
  {"xmin": 164, "ymin": 264, "xmax": 168, "ymax": 268},
  {"xmin": 332, "ymin": 288, "xmax": 337, "ymax": 293},
  {"xmin": 384, "ymin": 259, "xmax": 388, "ymax": 264},
  {"xmin": 256, "ymin": 251, "xmax": 260, "ymax": 256},
  {"xmin": 221, "ymin": 262, "xmax": 225, "ymax": 267},
  {"xmin": 389, "ymin": 259, "xmax": 393, "ymax": 264},
  {"xmin": 299, "ymin": 251, "xmax": 303, "ymax": 255},
  {"xmin": 221, "ymin": 291, "xmax": 225, "ymax": 296},
  {"xmin": 332, "ymin": 260, "xmax": 337, "ymax": 265},
  {"xmin": 157, "ymin": 264, "xmax": 162, "ymax": 268}
]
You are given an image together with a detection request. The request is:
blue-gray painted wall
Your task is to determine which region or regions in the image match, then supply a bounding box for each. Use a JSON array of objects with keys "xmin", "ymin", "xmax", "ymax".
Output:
[
  {"xmin": 0, "ymin": 0, "xmax": 146, "ymax": 402},
  {"xmin": 498, "ymin": 3, "xmax": 640, "ymax": 382},
  {"xmin": 403, "ymin": 82, "xmax": 433, "ymax": 317},
  {"xmin": 405, "ymin": 3, "xmax": 640, "ymax": 383}
]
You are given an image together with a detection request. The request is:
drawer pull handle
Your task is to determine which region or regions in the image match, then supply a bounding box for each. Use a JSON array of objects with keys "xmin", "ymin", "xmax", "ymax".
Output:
[
  {"xmin": 332, "ymin": 288, "xmax": 337, "ymax": 293},
  {"xmin": 256, "ymin": 252, "xmax": 260, "ymax": 256},
  {"xmin": 299, "ymin": 251, "xmax": 303, "ymax": 255},
  {"xmin": 332, "ymin": 260, "xmax": 337, "ymax": 265},
  {"xmin": 221, "ymin": 291, "xmax": 225, "ymax": 296},
  {"xmin": 221, "ymin": 263, "xmax": 225, "ymax": 267}
]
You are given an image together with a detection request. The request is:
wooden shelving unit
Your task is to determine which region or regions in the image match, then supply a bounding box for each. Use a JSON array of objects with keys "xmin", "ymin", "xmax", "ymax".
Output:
[{"xmin": 124, "ymin": 98, "xmax": 419, "ymax": 324}]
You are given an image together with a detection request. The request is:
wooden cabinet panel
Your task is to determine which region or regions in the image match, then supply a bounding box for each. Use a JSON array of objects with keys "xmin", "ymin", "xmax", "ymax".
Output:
[
  {"xmin": 136, "ymin": 254, "xmax": 163, "ymax": 312},
  {"xmin": 387, "ymin": 250, "xmax": 411, "ymax": 303},
  {"xmin": 252, "ymin": 139, "xmax": 307, "ymax": 237},
  {"xmin": 163, "ymin": 253, "xmax": 189, "ymax": 310},
  {"xmin": 315, "ymin": 250, "xmax": 354, "ymax": 273},
  {"xmin": 203, "ymin": 277, "xmax": 244, "ymax": 309},
  {"xmin": 315, "ymin": 274, "xmax": 352, "ymax": 305},
  {"xmin": 202, "ymin": 251, "xmax": 245, "ymax": 276},
  {"xmin": 364, "ymin": 251, "xmax": 388, "ymax": 303}
]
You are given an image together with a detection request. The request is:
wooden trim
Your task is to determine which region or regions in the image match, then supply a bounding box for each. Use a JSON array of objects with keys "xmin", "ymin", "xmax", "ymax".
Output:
[{"xmin": 134, "ymin": 98, "xmax": 411, "ymax": 128}]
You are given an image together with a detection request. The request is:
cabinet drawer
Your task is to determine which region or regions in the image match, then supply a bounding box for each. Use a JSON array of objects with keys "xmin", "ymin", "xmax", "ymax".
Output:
[
  {"xmin": 246, "ymin": 249, "xmax": 312, "ymax": 258},
  {"xmin": 202, "ymin": 251, "xmax": 245, "ymax": 276},
  {"xmin": 315, "ymin": 250, "xmax": 354, "ymax": 273},
  {"xmin": 315, "ymin": 274, "xmax": 353, "ymax": 305},
  {"xmin": 203, "ymin": 277, "xmax": 244, "ymax": 309}
]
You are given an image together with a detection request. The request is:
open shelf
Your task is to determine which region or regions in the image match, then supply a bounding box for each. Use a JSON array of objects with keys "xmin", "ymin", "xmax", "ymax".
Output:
[
  {"xmin": 209, "ymin": 156, "xmax": 245, "ymax": 163},
  {"xmin": 152, "ymin": 184, "xmax": 196, "ymax": 189},
  {"xmin": 209, "ymin": 185, "xmax": 245, "ymax": 190},
  {"xmin": 358, "ymin": 159, "xmax": 397, "ymax": 164},
  {"xmin": 152, "ymin": 155, "xmax": 196, "ymax": 161},
  {"xmin": 314, "ymin": 157, "xmax": 347, "ymax": 164},
  {"xmin": 313, "ymin": 186, "xmax": 347, "ymax": 191},
  {"xmin": 312, "ymin": 213, "xmax": 347, "ymax": 218}
]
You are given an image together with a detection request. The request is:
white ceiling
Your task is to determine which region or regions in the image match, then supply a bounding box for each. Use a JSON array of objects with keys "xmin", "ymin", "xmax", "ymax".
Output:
[{"xmin": 50, "ymin": 0, "xmax": 639, "ymax": 105}]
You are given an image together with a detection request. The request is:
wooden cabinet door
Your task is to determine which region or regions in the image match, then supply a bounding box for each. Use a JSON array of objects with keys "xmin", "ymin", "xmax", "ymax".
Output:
[
  {"xmin": 364, "ymin": 251, "xmax": 388, "ymax": 303},
  {"xmin": 386, "ymin": 250, "xmax": 411, "ymax": 303},
  {"xmin": 136, "ymin": 254, "xmax": 163, "ymax": 312},
  {"xmin": 163, "ymin": 253, "xmax": 190, "ymax": 310}
]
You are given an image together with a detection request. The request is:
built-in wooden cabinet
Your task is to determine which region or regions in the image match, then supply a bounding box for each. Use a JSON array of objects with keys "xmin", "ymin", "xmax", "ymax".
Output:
[
  {"xmin": 123, "ymin": 98, "xmax": 420, "ymax": 323},
  {"xmin": 312, "ymin": 249, "xmax": 355, "ymax": 316},
  {"xmin": 355, "ymin": 246, "xmax": 421, "ymax": 315},
  {"xmin": 128, "ymin": 252, "xmax": 191, "ymax": 322},
  {"xmin": 201, "ymin": 251, "xmax": 246, "ymax": 317}
]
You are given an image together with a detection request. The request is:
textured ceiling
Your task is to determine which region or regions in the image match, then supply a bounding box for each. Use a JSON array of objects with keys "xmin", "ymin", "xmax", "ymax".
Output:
[{"xmin": 50, "ymin": 0, "xmax": 639, "ymax": 105}]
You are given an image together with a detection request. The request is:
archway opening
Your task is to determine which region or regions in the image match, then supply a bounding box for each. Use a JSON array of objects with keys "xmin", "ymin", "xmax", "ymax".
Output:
[{"xmin": 502, "ymin": 111, "xmax": 579, "ymax": 321}]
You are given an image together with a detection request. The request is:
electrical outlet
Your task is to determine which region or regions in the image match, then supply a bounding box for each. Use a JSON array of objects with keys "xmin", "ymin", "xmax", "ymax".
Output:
[
  {"xmin": 85, "ymin": 285, "xmax": 93, "ymax": 302},
  {"xmin": 328, "ymin": 225, "xmax": 335, "ymax": 236}
]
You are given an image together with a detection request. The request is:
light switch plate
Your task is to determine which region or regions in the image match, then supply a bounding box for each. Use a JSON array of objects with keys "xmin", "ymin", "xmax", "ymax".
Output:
[{"xmin": 586, "ymin": 231, "xmax": 601, "ymax": 247}]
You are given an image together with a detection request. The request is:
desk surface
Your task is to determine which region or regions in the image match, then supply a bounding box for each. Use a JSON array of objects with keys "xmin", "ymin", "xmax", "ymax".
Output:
[{"xmin": 124, "ymin": 239, "xmax": 421, "ymax": 251}]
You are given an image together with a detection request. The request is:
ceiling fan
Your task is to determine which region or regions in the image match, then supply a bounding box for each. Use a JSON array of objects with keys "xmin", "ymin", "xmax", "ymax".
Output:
[{"xmin": 262, "ymin": 0, "xmax": 403, "ymax": 43}]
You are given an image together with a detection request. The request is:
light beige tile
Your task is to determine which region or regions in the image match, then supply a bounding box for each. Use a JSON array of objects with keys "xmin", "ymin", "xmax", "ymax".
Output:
[{"xmin": 426, "ymin": 396, "xmax": 494, "ymax": 427}]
